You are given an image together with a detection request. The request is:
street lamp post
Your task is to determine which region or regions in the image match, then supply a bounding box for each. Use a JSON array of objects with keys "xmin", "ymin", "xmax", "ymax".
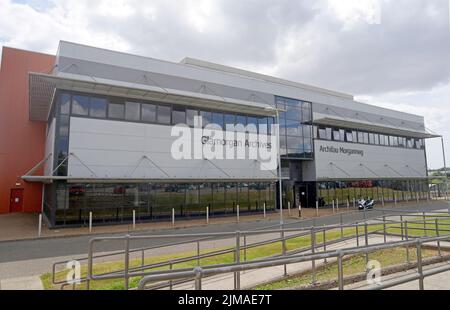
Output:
[
  {"xmin": 265, "ymin": 106, "xmax": 284, "ymax": 225},
  {"xmin": 441, "ymin": 137, "xmax": 448, "ymax": 199}
]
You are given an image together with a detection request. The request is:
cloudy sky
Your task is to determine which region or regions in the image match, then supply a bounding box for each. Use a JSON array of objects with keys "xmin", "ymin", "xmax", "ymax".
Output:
[{"xmin": 1, "ymin": 0, "xmax": 449, "ymax": 168}]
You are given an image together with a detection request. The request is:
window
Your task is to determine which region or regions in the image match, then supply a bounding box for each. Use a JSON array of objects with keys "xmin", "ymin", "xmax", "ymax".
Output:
[
  {"xmin": 380, "ymin": 134, "xmax": 385, "ymax": 145},
  {"xmin": 358, "ymin": 132, "xmax": 364, "ymax": 143},
  {"xmin": 333, "ymin": 129, "xmax": 341, "ymax": 141},
  {"xmin": 90, "ymin": 97, "xmax": 107, "ymax": 118},
  {"xmin": 326, "ymin": 128, "xmax": 332, "ymax": 140},
  {"xmin": 186, "ymin": 109, "xmax": 198, "ymax": 127},
  {"xmin": 141, "ymin": 103, "xmax": 156, "ymax": 122},
  {"xmin": 201, "ymin": 111, "xmax": 212, "ymax": 127},
  {"xmin": 72, "ymin": 95, "xmax": 89, "ymax": 116},
  {"xmin": 212, "ymin": 112, "xmax": 224, "ymax": 129},
  {"xmin": 125, "ymin": 102, "xmax": 140, "ymax": 121},
  {"xmin": 157, "ymin": 105, "xmax": 171, "ymax": 124},
  {"xmin": 225, "ymin": 114, "xmax": 236, "ymax": 130},
  {"xmin": 258, "ymin": 117, "xmax": 269, "ymax": 134},
  {"xmin": 108, "ymin": 102, "xmax": 125, "ymax": 119},
  {"xmin": 60, "ymin": 93, "xmax": 71, "ymax": 115},
  {"xmin": 363, "ymin": 132, "xmax": 369, "ymax": 144},
  {"xmin": 369, "ymin": 133, "xmax": 375, "ymax": 144},
  {"xmin": 247, "ymin": 116, "xmax": 258, "ymax": 133},
  {"xmin": 172, "ymin": 106, "xmax": 186, "ymax": 124},
  {"xmin": 346, "ymin": 130, "xmax": 353, "ymax": 142},
  {"xmin": 374, "ymin": 134, "xmax": 380, "ymax": 145},
  {"xmin": 319, "ymin": 127, "xmax": 327, "ymax": 140}
]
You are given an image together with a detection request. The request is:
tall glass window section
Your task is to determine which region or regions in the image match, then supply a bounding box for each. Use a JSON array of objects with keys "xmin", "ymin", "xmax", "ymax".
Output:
[{"xmin": 275, "ymin": 96, "xmax": 313, "ymax": 159}]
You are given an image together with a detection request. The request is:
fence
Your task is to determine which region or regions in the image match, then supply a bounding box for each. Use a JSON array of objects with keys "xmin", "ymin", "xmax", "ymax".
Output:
[{"xmin": 52, "ymin": 207, "xmax": 450, "ymax": 290}]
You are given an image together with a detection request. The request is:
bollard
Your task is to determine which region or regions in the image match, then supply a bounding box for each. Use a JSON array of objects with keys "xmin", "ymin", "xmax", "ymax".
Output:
[
  {"xmin": 394, "ymin": 193, "xmax": 397, "ymax": 207},
  {"xmin": 336, "ymin": 198, "xmax": 339, "ymax": 212},
  {"xmin": 132, "ymin": 210, "xmax": 136, "ymax": 230},
  {"xmin": 298, "ymin": 202, "xmax": 302, "ymax": 218},
  {"xmin": 206, "ymin": 206, "xmax": 209, "ymax": 224},
  {"xmin": 89, "ymin": 211, "xmax": 92, "ymax": 233},
  {"xmin": 38, "ymin": 213, "xmax": 42, "ymax": 237},
  {"xmin": 263, "ymin": 203, "xmax": 266, "ymax": 219},
  {"xmin": 347, "ymin": 199, "xmax": 350, "ymax": 211},
  {"xmin": 316, "ymin": 200, "xmax": 319, "ymax": 217},
  {"xmin": 353, "ymin": 198, "xmax": 356, "ymax": 209},
  {"xmin": 382, "ymin": 196, "xmax": 385, "ymax": 207},
  {"xmin": 172, "ymin": 208, "xmax": 175, "ymax": 228},
  {"xmin": 288, "ymin": 201, "xmax": 291, "ymax": 216},
  {"xmin": 237, "ymin": 204, "xmax": 240, "ymax": 222},
  {"xmin": 332, "ymin": 200, "xmax": 335, "ymax": 213}
]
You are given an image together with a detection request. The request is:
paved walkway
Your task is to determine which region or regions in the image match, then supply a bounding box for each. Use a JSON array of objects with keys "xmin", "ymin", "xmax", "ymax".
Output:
[
  {"xmin": 1, "ymin": 200, "xmax": 447, "ymax": 242},
  {"xmin": 161, "ymin": 235, "xmax": 401, "ymax": 290},
  {"xmin": 0, "ymin": 276, "xmax": 43, "ymax": 290}
]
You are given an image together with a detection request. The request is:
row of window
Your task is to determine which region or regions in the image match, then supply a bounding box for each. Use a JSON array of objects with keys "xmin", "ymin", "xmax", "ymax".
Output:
[
  {"xmin": 314, "ymin": 126, "xmax": 425, "ymax": 149},
  {"xmin": 59, "ymin": 92, "xmax": 276, "ymax": 134}
]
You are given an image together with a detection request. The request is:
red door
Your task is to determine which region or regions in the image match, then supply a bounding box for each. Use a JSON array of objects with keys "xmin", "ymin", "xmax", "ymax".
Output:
[{"xmin": 9, "ymin": 189, "xmax": 24, "ymax": 213}]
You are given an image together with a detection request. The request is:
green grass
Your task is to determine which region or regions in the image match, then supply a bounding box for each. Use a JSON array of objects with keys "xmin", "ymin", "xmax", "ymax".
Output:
[
  {"xmin": 41, "ymin": 216, "xmax": 450, "ymax": 290},
  {"xmin": 253, "ymin": 247, "xmax": 439, "ymax": 290}
]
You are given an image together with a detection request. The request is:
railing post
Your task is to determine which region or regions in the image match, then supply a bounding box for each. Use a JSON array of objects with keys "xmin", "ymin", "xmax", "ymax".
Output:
[
  {"xmin": 364, "ymin": 223, "xmax": 369, "ymax": 266},
  {"xmin": 124, "ymin": 235, "xmax": 130, "ymax": 290},
  {"xmin": 400, "ymin": 215, "xmax": 404, "ymax": 240},
  {"xmin": 435, "ymin": 219, "xmax": 442, "ymax": 257},
  {"xmin": 282, "ymin": 224, "xmax": 287, "ymax": 277},
  {"xmin": 337, "ymin": 250, "xmax": 344, "ymax": 290},
  {"xmin": 416, "ymin": 239, "xmax": 424, "ymax": 290},
  {"xmin": 311, "ymin": 227, "xmax": 316, "ymax": 284},
  {"xmin": 234, "ymin": 231, "xmax": 241, "ymax": 290},
  {"xmin": 89, "ymin": 211, "xmax": 92, "ymax": 233},
  {"xmin": 243, "ymin": 235, "xmax": 247, "ymax": 262},
  {"xmin": 383, "ymin": 216, "xmax": 387, "ymax": 243},
  {"xmin": 422, "ymin": 212, "xmax": 427, "ymax": 237},
  {"xmin": 169, "ymin": 261, "xmax": 173, "ymax": 290},
  {"xmin": 86, "ymin": 239, "xmax": 94, "ymax": 290},
  {"xmin": 172, "ymin": 208, "xmax": 175, "ymax": 228},
  {"xmin": 405, "ymin": 220, "xmax": 410, "ymax": 264},
  {"xmin": 323, "ymin": 226, "xmax": 327, "ymax": 263},
  {"xmin": 194, "ymin": 267, "xmax": 203, "ymax": 290},
  {"xmin": 356, "ymin": 222, "xmax": 360, "ymax": 247},
  {"xmin": 38, "ymin": 213, "xmax": 42, "ymax": 237},
  {"xmin": 340, "ymin": 214, "xmax": 344, "ymax": 238},
  {"xmin": 197, "ymin": 241, "xmax": 200, "ymax": 266}
]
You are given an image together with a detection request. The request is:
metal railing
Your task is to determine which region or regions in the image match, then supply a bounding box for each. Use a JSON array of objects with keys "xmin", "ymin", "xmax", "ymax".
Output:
[
  {"xmin": 137, "ymin": 235, "xmax": 450, "ymax": 291},
  {"xmin": 52, "ymin": 207, "xmax": 450, "ymax": 290}
]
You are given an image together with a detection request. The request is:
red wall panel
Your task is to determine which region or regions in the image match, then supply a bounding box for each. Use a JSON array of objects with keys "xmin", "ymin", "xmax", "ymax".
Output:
[{"xmin": 0, "ymin": 47, "xmax": 55, "ymax": 213}]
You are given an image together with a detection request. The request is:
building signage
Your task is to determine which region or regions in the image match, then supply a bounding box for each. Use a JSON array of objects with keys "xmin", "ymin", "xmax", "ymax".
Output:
[
  {"xmin": 201, "ymin": 136, "xmax": 272, "ymax": 149},
  {"xmin": 319, "ymin": 145, "xmax": 364, "ymax": 157}
]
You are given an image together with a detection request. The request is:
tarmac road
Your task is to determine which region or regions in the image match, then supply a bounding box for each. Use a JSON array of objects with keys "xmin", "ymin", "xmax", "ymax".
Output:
[{"xmin": 0, "ymin": 201, "xmax": 447, "ymax": 279}]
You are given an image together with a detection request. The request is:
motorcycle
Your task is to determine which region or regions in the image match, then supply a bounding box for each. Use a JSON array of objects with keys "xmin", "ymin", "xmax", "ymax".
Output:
[{"xmin": 358, "ymin": 198, "xmax": 375, "ymax": 210}]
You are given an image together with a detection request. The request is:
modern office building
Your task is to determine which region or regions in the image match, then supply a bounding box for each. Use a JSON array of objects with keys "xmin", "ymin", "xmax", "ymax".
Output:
[{"xmin": 0, "ymin": 41, "xmax": 439, "ymax": 227}]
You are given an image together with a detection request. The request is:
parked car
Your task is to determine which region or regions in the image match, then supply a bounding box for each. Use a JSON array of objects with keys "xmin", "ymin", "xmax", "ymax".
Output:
[{"xmin": 69, "ymin": 185, "xmax": 85, "ymax": 196}]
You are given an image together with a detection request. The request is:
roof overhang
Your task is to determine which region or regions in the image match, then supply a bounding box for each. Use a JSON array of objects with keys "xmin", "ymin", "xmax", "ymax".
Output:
[
  {"xmin": 21, "ymin": 176, "xmax": 277, "ymax": 184},
  {"xmin": 313, "ymin": 113, "xmax": 440, "ymax": 139},
  {"xmin": 29, "ymin": 72, "xmax": 276, "ymax": 122}
]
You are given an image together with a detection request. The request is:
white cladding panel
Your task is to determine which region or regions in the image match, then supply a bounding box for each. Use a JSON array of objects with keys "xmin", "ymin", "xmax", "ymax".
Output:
[
  {"xmin": 313, "ymin": 140, "xmax": 427, "ymax": 180},
  {"xmin": 68, "ymin": 117, "xmax": 277, "ymax": 180},
  {"xmin": 44, "ymin": 118, "xmax": 56, "ymax": 176}
]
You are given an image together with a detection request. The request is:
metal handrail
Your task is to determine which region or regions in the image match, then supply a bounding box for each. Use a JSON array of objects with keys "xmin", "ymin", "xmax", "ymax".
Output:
[
  {"xmin": 53, "ymin": 208, "xmax": 450, "ymax": 289},
  {"xmin": 137, "ymin": 235, "xmax": 450, "ymax": 290}
]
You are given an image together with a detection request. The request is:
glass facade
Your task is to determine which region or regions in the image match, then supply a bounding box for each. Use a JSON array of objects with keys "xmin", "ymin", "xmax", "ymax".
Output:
[
  {"xmin": 314, "ymin": 125, "xmax": 425, "ymax": 150},
  {"xmin": 316, "ymin": 179, "xmax": 429, "ymax": 206},
  {"xmin": 275, "ymin": 96, "xmax": 313, "ymax": 159},
  {"xmin": 44, "ymin": 182, "xmax": 276, "ymax": 227}
]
